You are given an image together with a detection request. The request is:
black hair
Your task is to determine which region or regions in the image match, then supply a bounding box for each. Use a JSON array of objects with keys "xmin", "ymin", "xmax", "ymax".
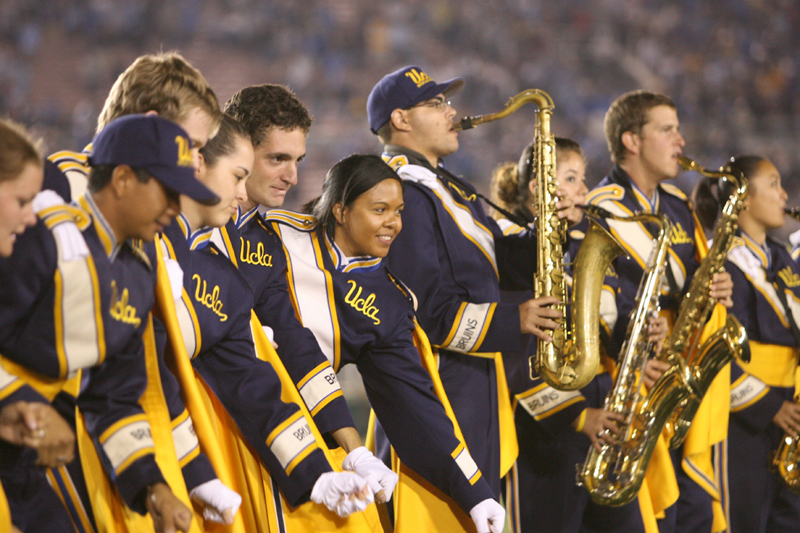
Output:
[
  {"xmin": 309, "ymin": 154, "xmax": 402, "ymax": 237},
  {"xmin": 200, "ymin": 113, "xmax": 251, "ymax": 168},
  {"xmin": 691, "ymin": 155, "xmax": 765, "ymax": 231}
]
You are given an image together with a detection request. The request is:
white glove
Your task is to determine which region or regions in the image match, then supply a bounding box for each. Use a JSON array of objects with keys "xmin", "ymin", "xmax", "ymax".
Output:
[
  {"xmin": 189, "ymin": 478, "xmax": 242, "ymax": 525},
  {"xmin": 310, "ymin": 471, "xmax": 373, "ymax": 517},
  {"xmin": 469, "ymin": 498, "xmax": 506, "ymax": 533},
  {"xmin": 33, "ymin": 190, "xmax": 89, "ymax": 262},
  {"xmin": 342, "ymin": 446, "xmax": 398, "ymax": 503}
]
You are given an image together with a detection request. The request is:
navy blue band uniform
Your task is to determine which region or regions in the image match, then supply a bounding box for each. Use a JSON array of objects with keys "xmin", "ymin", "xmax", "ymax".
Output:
[
  {"xmin": 498, "ymin": 218, "xmax": 645, "ymax": 533},
  {"xmin": 381, "ymin": 144, "xmax": 535, "ymax": 496},
  {"xmin": 209, "ymin": 206, "xmax": 355, "ymax": 439},
  {"xmin": 159, "ymin": 214, "xmax": 332, "ymax": 507},
  {"xmin": 722, "ymin": 232, "xmax": 800, "ymax": 533},
  {"xmin": 267, "ymin": 210, "xmax": 496, "ymax": 514},
  {"xmin": 587, "ymin": 164, "xmax": 724, "ymax": 533},
  {"xmin": 0, "ymin": 194, "xmax": 167, "ymax": 527}
]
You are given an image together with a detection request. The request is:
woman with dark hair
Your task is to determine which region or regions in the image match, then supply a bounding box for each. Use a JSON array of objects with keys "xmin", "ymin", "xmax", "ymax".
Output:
[
  {"xmin": 155, "ymin": 116, "xmax": 379, "ymax": 529},
  {"xmin": 694, "ymin": 155, "xmax": 800, "ymax": 533},
  {"xmin": 266, "ymin": 153, "xmax": 506, "ymax": 533}
]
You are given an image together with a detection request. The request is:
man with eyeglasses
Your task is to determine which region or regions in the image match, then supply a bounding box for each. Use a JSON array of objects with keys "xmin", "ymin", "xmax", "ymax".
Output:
[{"xmin": 367, "ymin": 65, "xmax": 573, "ymax": 533}]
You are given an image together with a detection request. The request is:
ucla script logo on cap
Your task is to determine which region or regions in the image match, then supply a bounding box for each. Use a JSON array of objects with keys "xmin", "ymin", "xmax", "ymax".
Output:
[
  {"xmin": 175, "ymin": 136, "xmax": 194, "ymax": 168},
  {"xmin": 404, "ymin": 68, "xmax": 433, "ymax": 88}
]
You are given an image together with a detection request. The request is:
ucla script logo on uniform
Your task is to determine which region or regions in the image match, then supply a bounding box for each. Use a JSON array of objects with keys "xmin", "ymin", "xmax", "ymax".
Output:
[
  {"xmin": 345, "ymin": 280, "xmax": 381, "ymax": 325},
  {"xmin": 670, "ymin": 222, "xmax": 693, "ymax": 245},
  {"xmin": 192, "ymin": 274, "xmax": 228, "ymax": 321},
  {"xmin": 239, "ymin": 237, "xmax": 273, "ymax": 267},
  {"xmin": 405, "ymin": 68, "xmax": 433, "ymax": 88},
  {"xmin": 109, "ymin": 280, "xmax": 141, "ymax": 327},
  {"xmin": 779, "ymin": 266, "xmax": 800, "ymax": 288}
]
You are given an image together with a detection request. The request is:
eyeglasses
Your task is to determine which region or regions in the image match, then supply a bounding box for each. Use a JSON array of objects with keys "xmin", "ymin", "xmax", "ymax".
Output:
[{"xmin": 407, "ymin": 97, "xmax": 451, "ymax": 112}]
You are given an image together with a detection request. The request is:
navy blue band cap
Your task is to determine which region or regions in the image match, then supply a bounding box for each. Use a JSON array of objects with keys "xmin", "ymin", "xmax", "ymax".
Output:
[
  {"xmin": 367, "ymin": 65, "xmax": 464, "ymax": 134},
  {"xmin": 88, "ymin": 114, "xmax": 220, "ymax": 206}
]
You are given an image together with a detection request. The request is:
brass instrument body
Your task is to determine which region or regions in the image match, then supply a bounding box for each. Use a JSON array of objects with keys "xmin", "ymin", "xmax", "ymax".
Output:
[
  {"xmin": 774, "ymin": 433, "xmax": 800, "ymax": 493},
  {"xmin": 578, "ymin": 211, "xmax": 675, "ymax": 506},
  {"xmin": 664, "ymin": 156, "xmax": 750, "ymax": 449},
  {"xmin": 455, "ymin": 89, "xmax": 624, "ymax": 391}
]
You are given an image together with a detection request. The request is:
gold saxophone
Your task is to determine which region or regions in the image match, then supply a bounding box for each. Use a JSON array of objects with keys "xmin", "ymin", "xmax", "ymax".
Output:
[
  {"xmin": 578, "ymin": 210, "xmax": 674, "ymax": 505},
  {"xmin": 771, "ymin": 207, "xmax": 800, "ymax": 492},
  {"xmin": 578, "ymin": 155, "xmax": 750, "ymax": 505},
  {"xmin": 664, "ymin": 156, "xmax": 750, "ymax": 449},
  {"xmin": 456, "ymin": 89, "xmax": 623, "ymax": 390}
]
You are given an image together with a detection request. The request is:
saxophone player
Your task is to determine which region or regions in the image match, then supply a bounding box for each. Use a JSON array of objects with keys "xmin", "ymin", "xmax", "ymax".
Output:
[
  {"xmin": 366, "ymin": 65, "xmax": 574, "ymax": 531},
  {"xmin": 491, "ymin": 137, "xmax": 667, "ymax": 533},
  {"xmin": 694, "ymin": 156, "xmax": 800, "ymax": 533},
  {"xmin": 586, "ymin": 90, "xmax": 734, "ymax": 533}
]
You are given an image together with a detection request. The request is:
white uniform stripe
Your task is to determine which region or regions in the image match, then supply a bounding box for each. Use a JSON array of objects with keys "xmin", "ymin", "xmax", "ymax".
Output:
[
  {"xmin": 176, "ymin": 296, "xmax": 198, "ymax": 358},
  {"xmin": 298, "ymin": 368, "xmax": 341, "ymax": 413},
  {"xmin": 730, "ymin": 375, "xmax": 767, "ymax": 411},
  {"xmin": 454, "ymin": 448, "xmax": 479, "ymax": 481},
  {"xmin": 56, "ymin": 231, "xmax": 101, "ymax": 377},
  {"xmin": 0, "ymin": 366, "xmax": 18, "ymax": 393},
  {"xmin": 269, "ymin": 417, "xmax": 316, "ymax": 470},
  {"xmin": 172, "ymin": 415, "xmax": 199, "ymax": 462},
  {"xmin": 602, "ymin": 201, "xmax": 686, "ymax": 291},
  {"xmin": 517, "ymin": 386, "xmax": 582, "ymax": 420},
  {"xmin": 445, "ymin": 303, "xmax": 491, "ymax": 353},
  {"xmin": 277, "ymin": 226, "xmax": 336, "ymax": 365},
  {"xmin": 101, "ymin": 420, "xmax": 154, "ymax": 472}
]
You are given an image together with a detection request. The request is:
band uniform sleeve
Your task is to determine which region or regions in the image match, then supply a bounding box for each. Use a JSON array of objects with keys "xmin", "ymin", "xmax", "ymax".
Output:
[
  {"xmin": 253, "ymin": 237, "xmax": 355, "ymax": 436},
  {"xmin": 358, "ymin": 318, "xmax": 495, "ymax": 512},
  {"xmin": 0, "ymin": 222, "xmax": 72, "ymax": 409},
  {"xmin": 77, "ymin": 315, "xmax": 165, "ymax": 514},
  {"xmin": 726, "ymin": 261, "xmax": 784, "ymax": 433},
  {"xmin": 190, "ymin": 305, "xmax": 332, "ymax": 507},
  {"xmin": 387, "ymin": 186, "xmax": 524, "ymax": 354},
  {"xmin": 493, "ymin": 221, "xmax": 538, "ymax": 292}
]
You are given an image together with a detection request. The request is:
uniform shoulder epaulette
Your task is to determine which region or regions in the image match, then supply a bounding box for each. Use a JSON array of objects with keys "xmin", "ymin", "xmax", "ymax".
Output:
[
  {"xmin": 126, "ymin": 239, "xmax": 152, "ymax": 270},
  {"xmin": 386, "ymin": 271, "xmax": 418, "ymax": 311},
  {"xmin": 659, "ymin": 183, "xmax": 689, "ymax": 202},
  {"xmin": 586, "ymin": 184, "xmax": 625, "ymax": 205},
  {"xmin": 48, "ymin": 149, "xmax": 90, "ymax": 176},
  {"xmin": 382, "ymin": 154, "xmax": 409, "ymax": 171},
  {"xmin": 496, "ymin": 218, "xmax": 526, "ymax": 236},
  {"xmin": 37, "ymin": 203, "xmax": 90, "ymax": 231},
  {"xmin": 263, "ymin": 209, "xmax": 319, "ymax": 231}
]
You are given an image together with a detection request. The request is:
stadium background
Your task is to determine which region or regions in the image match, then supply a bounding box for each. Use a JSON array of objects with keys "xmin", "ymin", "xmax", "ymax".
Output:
[{"xmin": 3, "ymin": 0, "xmax": 799, "ymax": 433}]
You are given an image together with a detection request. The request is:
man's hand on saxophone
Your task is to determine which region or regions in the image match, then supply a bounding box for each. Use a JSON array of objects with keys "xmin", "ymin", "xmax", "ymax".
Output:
[
  {"xmin": 773, "ymin": 401, "xmax": 800, "ymax": 439},
  {"xmin": 519, "ymin": 296, "xmax": 562, "ymax": 342},
  {"xmin": 710, "ymin": 271, "xmax": 734, "ymax": 307},
  {"xmin": 574, "ymin": 408, "xmax": 624, "ymax": 452}
]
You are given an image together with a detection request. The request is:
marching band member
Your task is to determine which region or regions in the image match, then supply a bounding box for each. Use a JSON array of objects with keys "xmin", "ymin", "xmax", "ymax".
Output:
[
  {"xmin": 587, "ymin": 90, "xmax": 733, "ymax": 533},
  {"xmin": 492, "ymin": 138, "xmax": 664, "ymax": 532},
  {"xmin": 0, "ymin": 114, "xmax": 220, "ymax": 532},
  {"xmin": 157, "ymin": 114, "xmax": 375, "ymax": 526},
  {"xmin": 220, "ymin": 85, "xmax": 387, "ymax": 494},
  {"xmin": 694, "ymin": 155, "xmax": 800, "ymax": 533},
  {"xmin": 365, "ymin": 66, "xmax": 573, "ymax": 521},
  {"xmin": 265, "ymin": 153, "xmax": 505, "ymax": 533}
]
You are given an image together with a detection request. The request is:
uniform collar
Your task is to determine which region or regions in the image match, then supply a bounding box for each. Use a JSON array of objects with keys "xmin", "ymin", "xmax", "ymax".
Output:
[
  {"xmin": 323, "ymin": 231, "xmax": 382, "ymax": 273},
  {"xmin": 77, "ymin": 191, "xmax": 121, "ymax": 261},
  {"xmin": 741, "ymin": 230, "xmax": 771, "ymax": 270},
  {"xmin": 176, "ymin": 213, "xmax": 214, "ymax": 251},
  {"xmin": 233, "ymin": 204, "xmax": 260, "ymax": 230},
  {"xmin": 609, "ymin": 165, "xmax": 660, "ymax": 213},
  {"xmin": 383, "ymin": 144, "xmax": 435, "ymax": 170}
]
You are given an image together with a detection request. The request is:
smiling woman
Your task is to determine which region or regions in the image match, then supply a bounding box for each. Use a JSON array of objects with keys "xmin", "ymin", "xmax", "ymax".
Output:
[{"xmin": 0, "ymin": 119, "xmax": 44, "ymax": 257}]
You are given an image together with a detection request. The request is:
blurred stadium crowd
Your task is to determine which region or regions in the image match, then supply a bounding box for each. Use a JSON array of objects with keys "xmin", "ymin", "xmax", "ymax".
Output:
[{"xmin": 1, "ymin": 0, "xmax": 799, "ymax": 208}]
